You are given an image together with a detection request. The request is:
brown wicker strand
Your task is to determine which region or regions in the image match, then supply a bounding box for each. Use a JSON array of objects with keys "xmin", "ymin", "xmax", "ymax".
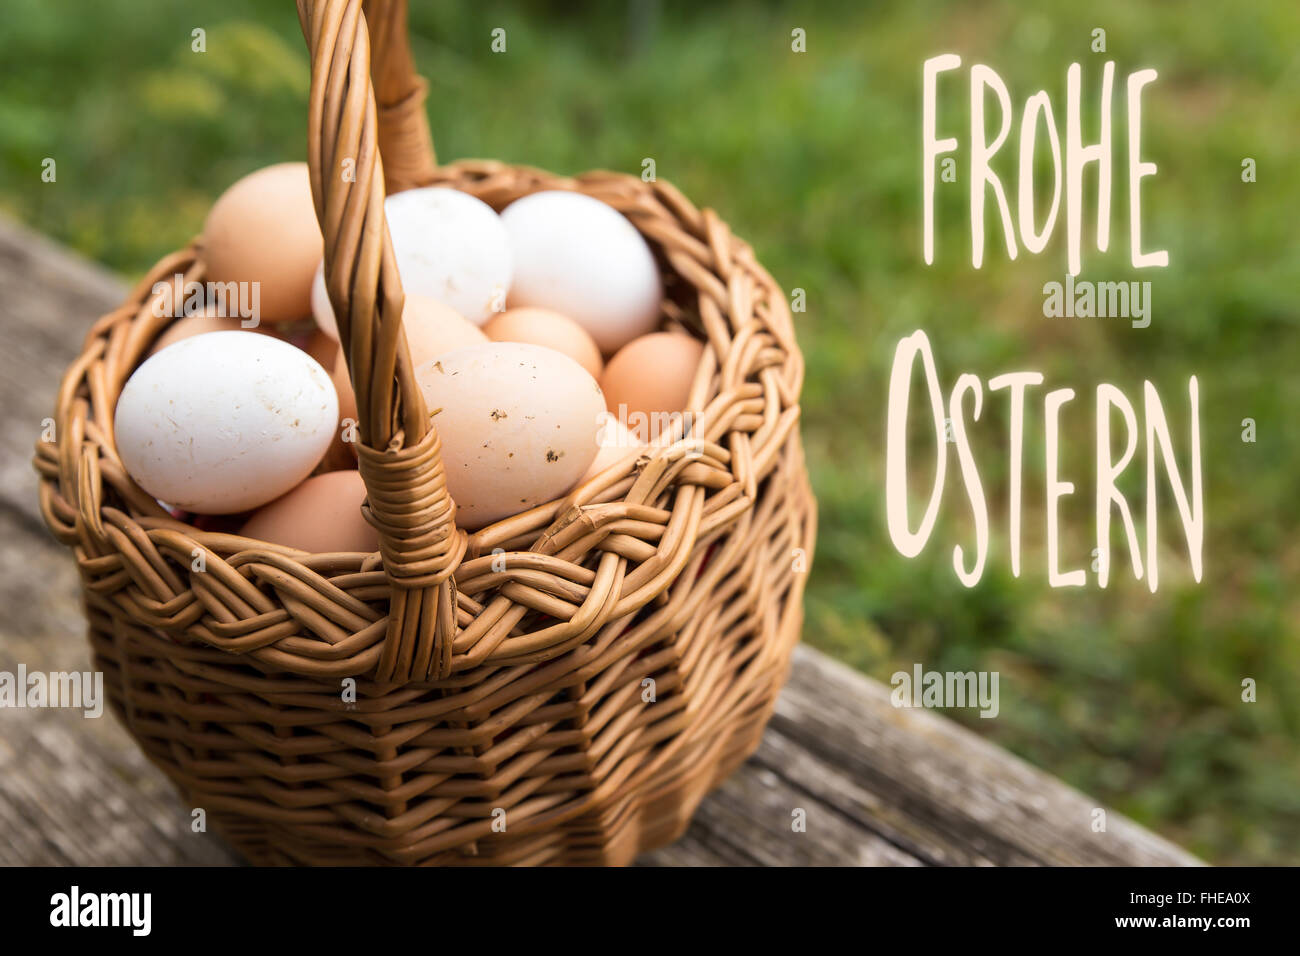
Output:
[{"xmin": 299, "ymin": 0, "xmax": 461, "ymax": 681}]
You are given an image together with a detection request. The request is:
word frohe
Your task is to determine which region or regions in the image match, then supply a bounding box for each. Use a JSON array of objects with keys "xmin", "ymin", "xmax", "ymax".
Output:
[{"xmin": 923, "ymin": 55, "xmax": 1169, "ymax": 275}]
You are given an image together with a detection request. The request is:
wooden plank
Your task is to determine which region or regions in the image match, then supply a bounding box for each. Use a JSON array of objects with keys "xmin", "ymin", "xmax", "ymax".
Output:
[
  {"xmin": 0, "ymin": 214, "xmax": 1200, "ymax": 866},
  {"xmin": 757, "ymin": 648, "xmax": 1201, "ymax": 866},
  {"xmin": 0, "ymin": 220, "xmax": 124, "ymax": 528},
  {"xmin": 0, "ymin": 511, "xmax": 241, "ymax": 866}
]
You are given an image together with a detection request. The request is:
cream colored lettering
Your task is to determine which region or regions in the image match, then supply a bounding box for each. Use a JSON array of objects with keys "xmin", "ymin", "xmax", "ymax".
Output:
[{"xmin": 885, "ymin": 333, "xmax": 1201, "ymax": 588}]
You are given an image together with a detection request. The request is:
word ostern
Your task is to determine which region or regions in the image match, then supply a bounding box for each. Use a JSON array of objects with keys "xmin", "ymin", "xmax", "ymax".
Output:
[{"xmin": 885, "ymin": 330, "xmax": 1202, "ymax": 592}]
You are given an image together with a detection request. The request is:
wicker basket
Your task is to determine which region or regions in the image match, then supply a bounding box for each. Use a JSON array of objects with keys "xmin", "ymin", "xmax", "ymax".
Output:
[{"xmin": 33, "ymin": 0, "xmax": 816, "ymax": 866}]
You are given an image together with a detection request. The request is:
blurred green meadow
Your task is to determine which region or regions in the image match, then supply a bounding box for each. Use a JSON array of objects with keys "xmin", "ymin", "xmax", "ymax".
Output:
[{"xmin": 2, "ymin": 0, "xmax": 1297, "ymax": 864}]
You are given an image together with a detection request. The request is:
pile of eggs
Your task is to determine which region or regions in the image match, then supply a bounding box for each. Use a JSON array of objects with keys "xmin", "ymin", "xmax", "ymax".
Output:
[{"xmin": 114, "ymin": 162, "xmax": 707, "ymax": 552}]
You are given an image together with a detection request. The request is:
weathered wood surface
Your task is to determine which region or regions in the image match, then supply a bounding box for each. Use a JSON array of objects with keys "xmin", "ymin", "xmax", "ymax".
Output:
[{"xmin": 0, "ymin": 215, "xmax": 1201, "ymax": 866}]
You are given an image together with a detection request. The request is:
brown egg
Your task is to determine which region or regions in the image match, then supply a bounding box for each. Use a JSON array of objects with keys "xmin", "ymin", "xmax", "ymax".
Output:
[
  {"xmin": 482, "ymin": 307, "xmax": 603, "ymax": 379},
  {"xmin": 299, "ymin": 328, "xmax": 340, "ymax": 372},
  {"xmin": 295, "ymin": 331, "xmax": 348, "ymax": 471},
  {"xmin": 402, "ymin": 293, "xmax": 489, "ymax": 367},
  {"xmin": 148, "ymin": 310, "xmax": 273, "ymax": 356},
  {"xmin": 202, "ymin": 162, "xmax": 322, "ymax": 324},
  {"xmin": 599, "ymin": 332, "xmax": 703, "ymax": 421},
  {"xmin": 313, "ymin": 350, "xmax": 362, "ymax": 468},
  {"xmin": 331, "ymin": 351, "xmax": 359, "ymax": 426},
  {"xmin": 239, "ymin": 470, "xmax": 377, "ymax": 553}
]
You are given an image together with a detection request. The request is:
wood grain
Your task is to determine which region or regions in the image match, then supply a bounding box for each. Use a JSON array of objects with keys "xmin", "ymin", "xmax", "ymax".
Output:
[{"xmin": 0, "ymin": 215, "xmax": 1200, "ymax": 867}]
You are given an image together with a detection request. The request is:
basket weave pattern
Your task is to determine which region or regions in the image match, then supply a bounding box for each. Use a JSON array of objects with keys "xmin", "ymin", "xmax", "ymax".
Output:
[{"xmin": 32, "ymin": 0, "xmax": 816, "ymax": 865}]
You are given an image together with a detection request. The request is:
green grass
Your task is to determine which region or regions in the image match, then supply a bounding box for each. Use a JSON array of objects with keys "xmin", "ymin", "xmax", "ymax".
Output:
[{"xmin": 2, "ymin": 0, "xmax": 1297, "ymax": 863}]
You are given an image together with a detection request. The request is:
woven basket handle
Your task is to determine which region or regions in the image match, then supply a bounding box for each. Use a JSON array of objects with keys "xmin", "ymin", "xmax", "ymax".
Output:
[{"xmin": 298, "ymin": 0, "xmax": 466, "ymax": 683}]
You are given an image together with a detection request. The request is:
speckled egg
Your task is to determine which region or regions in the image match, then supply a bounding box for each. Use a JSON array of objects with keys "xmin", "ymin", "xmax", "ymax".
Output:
[{"xmin": 414, "ymin": 342, "xmax": 605, "ymax": 528}]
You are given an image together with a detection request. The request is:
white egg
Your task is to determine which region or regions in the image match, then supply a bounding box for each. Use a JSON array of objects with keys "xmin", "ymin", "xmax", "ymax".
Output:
[
  {"xmin": 501, "ymin": 190, "xmax": 662, "ymax": 354},
  {"xmin": 383, "ymin": 186, "xmax": 513, "ymax": 323},
  {"xmin": 310, "ymin": 261, "xmax": 333, "ymax": 337},
  {"xmin": 415, "ymin": 342, "xmax": 605, "ymax": 529},
  {"xmin": 114, "ymin": 331, "xmax": 339, "ymax": 514}
]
